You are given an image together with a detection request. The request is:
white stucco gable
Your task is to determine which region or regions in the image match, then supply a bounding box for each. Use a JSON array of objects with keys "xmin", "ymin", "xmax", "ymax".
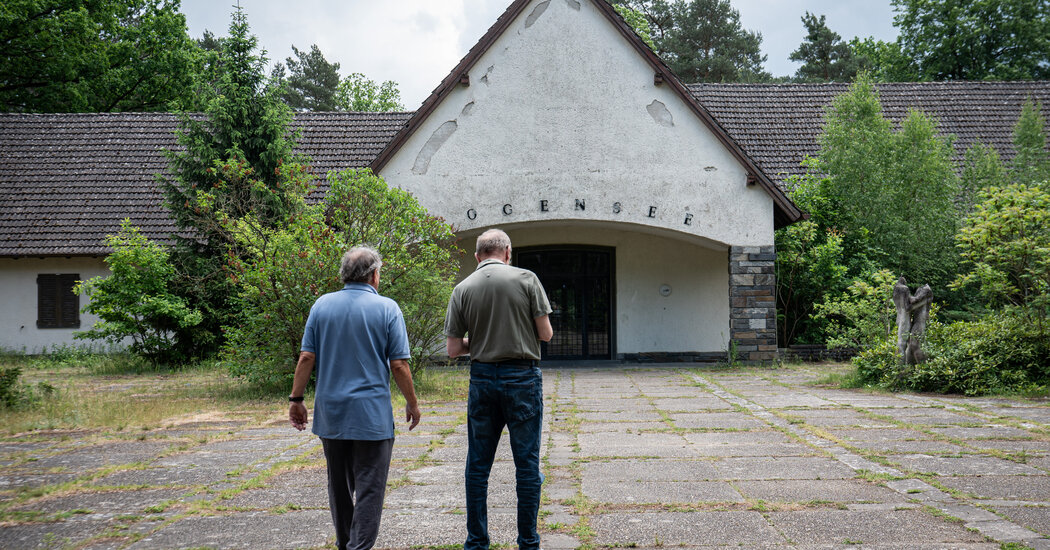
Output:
[{"xmin": 375, "ymin": 0, "xmax": 799, "ymax": 247}]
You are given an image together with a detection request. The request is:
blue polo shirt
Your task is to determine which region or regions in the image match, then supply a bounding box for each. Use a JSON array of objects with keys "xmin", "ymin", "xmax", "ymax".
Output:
[{"xmin": 300, "ymin": 283, "xmax": 411, "ymax": 440}]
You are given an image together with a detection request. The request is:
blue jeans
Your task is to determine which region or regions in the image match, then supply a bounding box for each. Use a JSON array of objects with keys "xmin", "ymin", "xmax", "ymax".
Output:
[{"xmin": 465, "ymin": 362, "xmax": 544, "ymax": 550}]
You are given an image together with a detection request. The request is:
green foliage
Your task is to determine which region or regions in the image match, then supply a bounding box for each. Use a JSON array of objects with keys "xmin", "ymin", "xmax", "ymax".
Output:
[
  {"xmin": 0, "ymin": 365, "xmax": 55, "ymax": 410},
  {"xmin": 953, "ymin": 183, "xmax": 1050, "ymax": 327},
  {"xmin": 774, "ymin": 220, "xmax": 848, "ymax": 344},
  {"xmin": 213, "ymin": 166, "xmax": 459, "ymax": 386},
  {"xmin": 273, "ymin": 44, "xmax": 341, "ymax": 111},
  {"xmin": 960, "ymin": 142, "xmax": 1008, "ymax": 211},
  {"xmin": 852, "ymin": 314, "xmax": 1050, "ymax": 395},
  {"xmin": 847, "ymin": 37, "xmax": 919, "ymax": 83},
  {"xmin": 808, "ymin": 75, "xmax": 961, "ymax": 290},
  {"xmin": 0, "ymin": 0, "xmax": 200, "ymax": 112},
  {"xmin": 789, "ymin": 12, "xmax": 860, "ymax": 82},
  {"xmin": 615, "ymin": 0, "xmax": 769, "ymax": 82},
  {"xmin": 1010, "ymin": 100, "xmax": 1050, "ymax": 188},
  {"xmin": 159, "ymin": 6, "xmax": 303, "ymax": 359},
  {"xmin": 614, "ymin": 4, "xmax": 657, "ymax": 50},
  {"xmin": 75, "ymin": 221, "xmax": 202, "ymax": 365},
  {"xmin": 335, "ymin": 73, "xmax": 405, "ymax": 112},
  {"xmin": 892, "ymin": 0, "xmax": 1050, "ymax": 81},
  {"xmin": 815, "ymin": 269, "xmax": 897, "ymax": 350}
]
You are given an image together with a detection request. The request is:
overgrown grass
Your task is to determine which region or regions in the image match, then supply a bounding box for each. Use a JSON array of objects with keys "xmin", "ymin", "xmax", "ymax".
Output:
[{"xmin": 0, "ymin": 352, "xmax": 470, "ymax": 435}]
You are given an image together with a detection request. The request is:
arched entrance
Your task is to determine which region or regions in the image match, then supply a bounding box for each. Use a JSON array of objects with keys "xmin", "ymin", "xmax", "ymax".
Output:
[{"xmin": 515, "ymin": 246, "xmax": 614, "ymax": 360}]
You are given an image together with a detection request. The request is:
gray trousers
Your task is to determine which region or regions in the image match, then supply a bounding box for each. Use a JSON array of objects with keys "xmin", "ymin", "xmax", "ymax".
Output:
[{"xmin": 320, "ymin": 437, "xmax": 394, "ymax": 550}]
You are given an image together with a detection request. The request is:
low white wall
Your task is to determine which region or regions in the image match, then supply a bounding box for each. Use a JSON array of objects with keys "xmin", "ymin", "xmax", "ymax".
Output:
[
  {"xmin": 0, "ymin": 257, "xmax": 113, "ymax": 354},
  {"xmin": 455, "ymin": 222, "xmax": 730, "ymax": 355}
]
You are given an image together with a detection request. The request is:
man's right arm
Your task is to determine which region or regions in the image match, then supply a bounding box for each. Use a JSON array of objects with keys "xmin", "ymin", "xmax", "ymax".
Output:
[
  {"xmin": 446, "ymin": 336, "xmax": 470, "ymax": 358},
  {"xmin": 534, "ymin": 315, "xmax": 553, "ymax": 342}
]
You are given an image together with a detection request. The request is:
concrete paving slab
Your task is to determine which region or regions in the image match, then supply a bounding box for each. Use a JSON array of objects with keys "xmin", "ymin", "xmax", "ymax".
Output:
[
  {"xmin": 748, "ymin": 395, "xmax": 836, "ymax": 408},
  {"xmin": 733, "ymin": 479, "xmax": 907, "ymax": 503},
  {"xmin": 576, "ymin": 421, "xmax": 656, "ymax": 432},
  {"xmin": 964, "ymin": 440, "xmax": 1050, "ymax": 453},
  {"xmin": 668, "ymin": 412, "xmax": 768, "ymax": 429},
  {"xmin": 91, "ymin": 465, "xmax": 246, "ymax": 487},
  {"xmin": 375, "ymin": 507, "xmax": 517, "ymax": 547},
  {"xmin": 578, "ymin": 431, "xmax": 694, "ymax": 458},
  {"xmin": 0, "ymin": 472, "xmax": 80, "ymax": 490},
  {"xmin": 581, "ymin": 458, "xmax": 720, "ymax": 481},
  {"xmin": 786, "ymin": 408, "xmax": 896, "ymax": 428},
  {"xmin": 591, "ymin": 511, "xmax": 784, "ymax": 546},
  {"xmin": 218, "ymin": 484, "xmax": 330, "ymax": 510},
  {"xmin": 713, "ymin": 457, "xmax": 856, "ymax": 480},
  {"xmin": 890, "ymin": 454, "xmax": 1046, "ymax": 476},
  {"xmin": 986, "ymin": 407, "xmax": 1050, "ymax": 424},
  {"xmin": 0, "ymin": 518, "xmax": 110, "ymax": 549},
  {"xmin": 15, "ymin": 441, "xmax": 171, "ymax": 471},
  {"xmin": 584, "ymin": 479, "xmax": 743, "ymax": 503},
  {"xmin": 827, "ymin": 427, "xmax": 930, "ymax": 442},
  {"xmin": 129, "ymin": 510, "xmax": 333, "ymax": 549},
  {"xmin": 930, "ymin": 426, "xmax": 1038, "ymax": 439},
  {"xmin": 13, "ymin": 488, "xmax": 190, "ymax": 515},
  {"xmin": 938, "ymin": 475, "xmax": 1050, "ymax": 500},
  {"xmin": 993, "ymin": 506, "xmax": 1050, "ymax": 537},
  {"xmin": 650, "ymin": 397, "xmax": 734, "ymax": 411},
  {"xmin": 846, "ymin": 439, "xmax": 967, "ymax": 455},
  {"xmin": 767, "ymin": 509, "xmax": 987, "ymax": 545},
  {"xmin": 579, "ymin": 410, "xmax": 663, "ymax": 422}
]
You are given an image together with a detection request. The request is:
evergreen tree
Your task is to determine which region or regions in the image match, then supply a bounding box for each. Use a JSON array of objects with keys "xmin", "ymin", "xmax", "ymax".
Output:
[
  {"xmin": 159, "ymin": 6, "xmax": 306, "ymax": 358},
  {"xmin": 612, "ymin": 0, "xmax": 769, "ymax": 82},
  {"xmin": 655, "ymin": 0, "xmax": 770, "ymax": 82},
  {"xmin": 273, "ymin": 44, "xmax": 341, "ymax": 111},
  {"xmin": 790, "ymin": 12, "xmax": 859, "ymax": 82}
]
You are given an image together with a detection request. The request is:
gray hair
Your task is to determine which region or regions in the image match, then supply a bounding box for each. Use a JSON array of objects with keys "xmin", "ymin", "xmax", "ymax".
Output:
[
  {"xmin": 340, "ymin": 246, "xmax": 382, "ymax": 284},
  {"xmin": 475, "ymin": 229, "xmax": 511, "ymax": 257}
]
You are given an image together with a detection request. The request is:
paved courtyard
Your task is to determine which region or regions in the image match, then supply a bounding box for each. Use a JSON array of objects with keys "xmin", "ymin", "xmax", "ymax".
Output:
[{"xmin": 2, "ymin": 364, "xmax": 1049, "ymax": 549}]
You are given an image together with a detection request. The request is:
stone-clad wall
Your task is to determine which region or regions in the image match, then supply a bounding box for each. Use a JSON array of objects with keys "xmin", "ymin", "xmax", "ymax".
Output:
[{"xmin": 729, "ymin": 246, "xmax": 778, "ymax": 362}]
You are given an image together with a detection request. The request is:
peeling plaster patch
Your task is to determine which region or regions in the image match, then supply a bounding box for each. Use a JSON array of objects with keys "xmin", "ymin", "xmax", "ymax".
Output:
[
  {"xmin": 646, "ymin": 100, "xmax": 674, "ymax": 127},
  {"xmin": 480, "ymin": 65, "xmax": 494, "ymax": 85},
  {"xmin": 461, "ymin": 101, "xmax": 475, "ymax": 117},
  {"xmin": 565, "ymin": 0, "xmax": 581, "ymax": 10},
  {"xmin": 412, "ymin": 121, "xmax": 458, "ymax": 175},
  {"xmin": 704, "ymin": 166, "xmax": 717, "ymax": 172},
  {"xmin": 524, "ymin": 1, "xmax": 550, "ymax": 28}
]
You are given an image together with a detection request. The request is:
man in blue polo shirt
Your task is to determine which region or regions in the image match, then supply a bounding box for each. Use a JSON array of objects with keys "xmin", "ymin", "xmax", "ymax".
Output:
[{"xmin": 289, "ymin": 246, "xmax": 421, "ymax": 550}]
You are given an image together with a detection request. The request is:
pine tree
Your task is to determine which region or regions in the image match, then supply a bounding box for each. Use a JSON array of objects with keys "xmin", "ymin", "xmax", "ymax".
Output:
[
  {"xmin": 158, "ymin": 6, "xmax": 306, "ymax": 358},
  {"xmin": 789, "ymin": 12, "xmax": 859, "ymax": 82},
  {"xmin": 274, "ymin": 44, "xmax": 341, "ymax": 111}
]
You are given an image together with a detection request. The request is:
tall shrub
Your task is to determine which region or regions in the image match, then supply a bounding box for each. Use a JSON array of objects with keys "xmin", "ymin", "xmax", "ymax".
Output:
[{"xmin": 208, "ymin": 166, "xmax": 459, "ymax": 386}]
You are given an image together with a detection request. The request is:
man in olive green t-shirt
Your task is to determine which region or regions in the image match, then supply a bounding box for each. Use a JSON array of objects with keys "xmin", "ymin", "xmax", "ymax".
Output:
[{"xmin": 444, "ymin": 228, "xmax": 552, "ymax": 550}]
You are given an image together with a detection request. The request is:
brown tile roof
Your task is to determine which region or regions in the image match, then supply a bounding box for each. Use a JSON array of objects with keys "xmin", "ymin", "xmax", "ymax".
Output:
[
  {"xmin": 689, "ymin": 81, "xmax": 1050, "ymax": 186},
  {"xmin": 0, "ymin": 112, "xmax": 411, "ymax": 256},
  {"xmin": 1, "ymin": 80, "xmax": 1048, "ymax": 257}
]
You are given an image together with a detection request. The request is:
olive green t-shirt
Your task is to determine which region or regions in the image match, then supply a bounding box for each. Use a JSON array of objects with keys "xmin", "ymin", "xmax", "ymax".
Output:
[{"xmin": 444, "ymin": 259, "xmax": 552, "ymax": 362}]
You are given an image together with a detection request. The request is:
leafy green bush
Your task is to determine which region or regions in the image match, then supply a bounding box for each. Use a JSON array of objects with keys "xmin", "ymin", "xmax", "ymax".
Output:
[
  {"xmin": 211, "ymin": 165, "xmax": 459, "ymax": 386},
  {"xmin": 815, "ymin": 269, "xmax": 897, "ymax": 350},
  {"xmin": 0, "ymin": 365, "xmax": 56, "ymax": 409},
  {"xmin": 851, "ymin": 314, "xmax": 1050, "ymax": 395},
  {"xmin": 75, "ymin": 221, "xmax": 204, "ymax": 365}
]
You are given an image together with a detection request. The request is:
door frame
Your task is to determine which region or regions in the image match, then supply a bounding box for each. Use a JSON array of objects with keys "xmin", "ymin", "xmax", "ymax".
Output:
[{"xmin": 513, "ymin": 245, "xmax": 616, "ymax": 360}]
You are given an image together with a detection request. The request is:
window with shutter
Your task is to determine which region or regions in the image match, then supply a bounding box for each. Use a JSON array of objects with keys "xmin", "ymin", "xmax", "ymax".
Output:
[{"xmin": 37, "ymin": 274, "xmax": 80, "ymax": 329}]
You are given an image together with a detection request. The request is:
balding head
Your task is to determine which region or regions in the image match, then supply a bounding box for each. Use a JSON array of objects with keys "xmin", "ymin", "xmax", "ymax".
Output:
[
  {"xmin": 340, "ymin": 246, "xmax": 382, "ymax": 284},
  {"xmin": 475, "ymin": 229, "xmax": 512, "ymax": 260}
]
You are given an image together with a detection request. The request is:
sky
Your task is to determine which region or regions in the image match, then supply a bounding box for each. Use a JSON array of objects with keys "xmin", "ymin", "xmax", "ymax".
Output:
[{"xmin": 180, "ymin": 0, "xmax": 899, "ymax": 110}]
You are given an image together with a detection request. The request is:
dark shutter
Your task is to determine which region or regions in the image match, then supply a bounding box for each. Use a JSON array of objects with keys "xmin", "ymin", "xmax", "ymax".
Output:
[{"xmin": 37, "ymin": 274, "xmax": 80, "ymax": 329}]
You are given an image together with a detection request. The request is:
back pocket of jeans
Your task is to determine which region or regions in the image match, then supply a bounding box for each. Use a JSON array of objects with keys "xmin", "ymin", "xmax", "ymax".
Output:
[{"xmin": 505, "ymin": 381, "xmax": 541, "ymax": 423}]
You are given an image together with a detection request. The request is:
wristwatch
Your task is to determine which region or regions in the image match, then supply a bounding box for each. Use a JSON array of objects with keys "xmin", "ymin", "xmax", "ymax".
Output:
[{"xmin": 288, "ymin": 395, "xmax": 304, "ymax": 403}]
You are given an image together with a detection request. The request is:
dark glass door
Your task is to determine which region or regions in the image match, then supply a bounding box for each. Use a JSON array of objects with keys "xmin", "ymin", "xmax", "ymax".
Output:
[{"xmin": 515, "ymin": 247, "xmax": 613, "ymax": 360}]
